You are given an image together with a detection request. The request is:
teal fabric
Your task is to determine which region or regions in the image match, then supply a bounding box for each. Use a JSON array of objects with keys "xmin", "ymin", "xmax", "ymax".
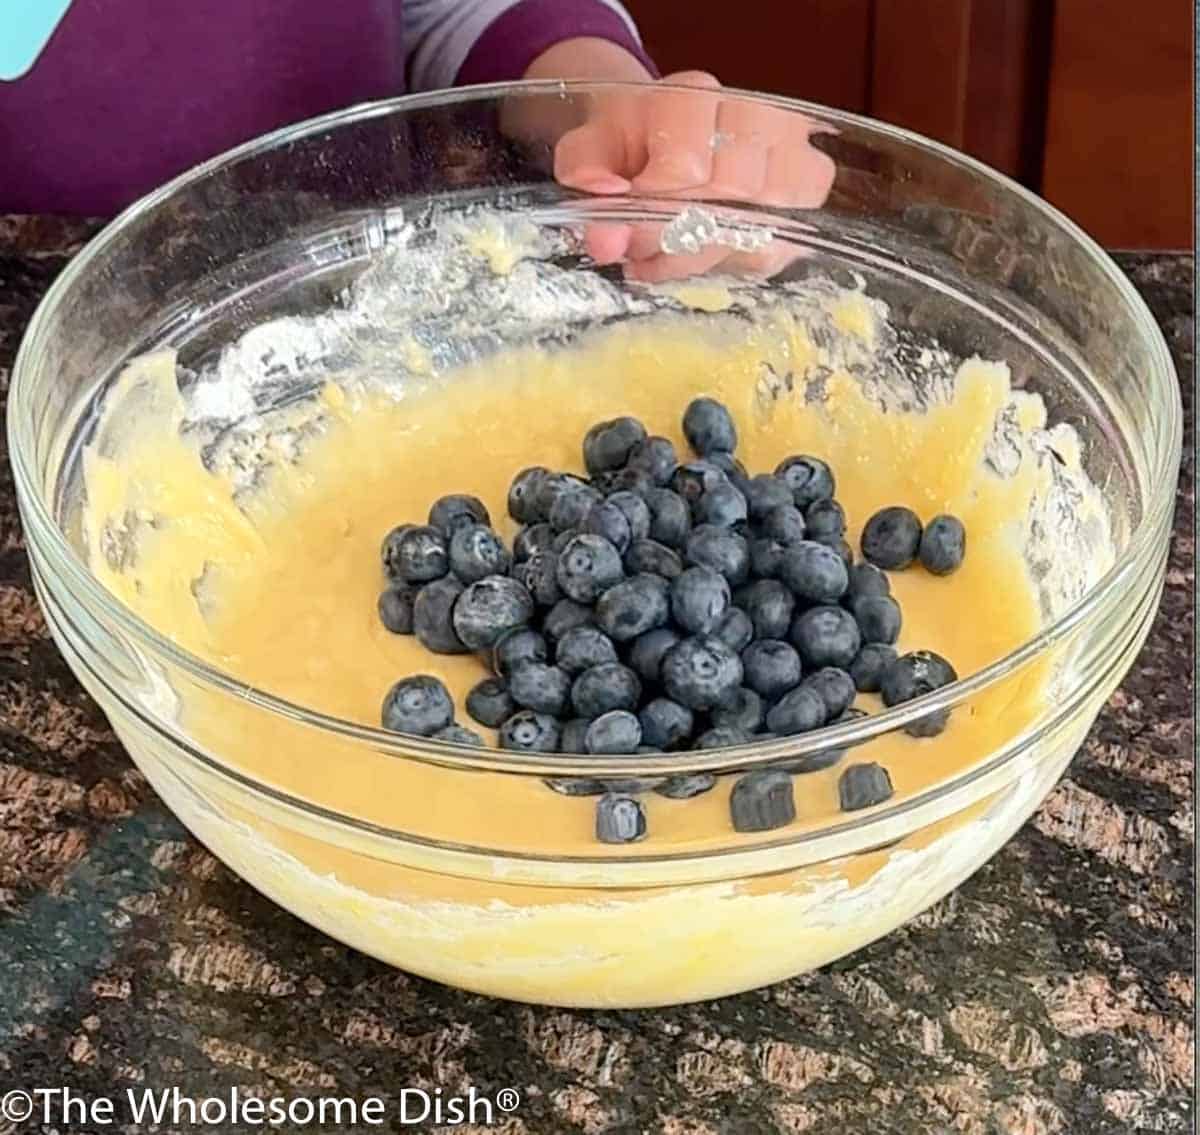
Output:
[{"xmin": 0, "ymin": 0, "xmax": 75, "ymax": 80}]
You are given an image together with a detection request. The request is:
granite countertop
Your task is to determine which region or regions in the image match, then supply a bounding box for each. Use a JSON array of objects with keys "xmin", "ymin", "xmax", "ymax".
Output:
[{"xmin": 0, "ymin": 218, "xmax": 1192, "ymax": 1135}]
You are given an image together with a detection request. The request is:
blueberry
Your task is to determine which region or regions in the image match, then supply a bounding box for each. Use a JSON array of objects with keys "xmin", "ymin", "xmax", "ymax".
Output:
[
  {"xmin": 743, "ymin": 474, "xmax": 795, "ymax": 520},
  {"xmin": 685, "ymin": 525, "xmax": 750, "ymax": 586},
  {"xmin": 880, "ymin": 650, "xmax": 957, "ymax": 737},
  {"xmin": 381, "ymin": 675, "xmax": 454, "ymax": 736},
  {"xmin": 762, "ymin": 505, "xmax": 807, "ymax": 546},
  {"xmin": 597, "ymin": 573, "xmax": 670, "ymax": 642},
  {"xmin": 508, "ymin": 661, "xmax": 572, "ymax": 717},
  {"xmin": 852, "ymin": 594, "xmax": 902, "ymax": 644},
  {"xmin": 556, "ymin": 534, "xmax": 625, "ymax": 603},
  {"xmin": 624, "ymin": 539, "xmax": 683, "ymax": 579},
  {"xmin": 775, "ymin": 455, "xmax": 835, "ymax": 509},
  {"xmin": 654, "ymin": 773, "xmax": 716, "ymax": 799},
  {"xmin": 625, "ymin": 436, "xmax": 678, "ymax": 485},
  {"xmin": 799, "ymin": 667, "xmax": 856, "ymax": 719},
  {"xmin": 670, "ymin": 565, "xmax": 731, "ymax": 635},
  {"xmin": 741, "ymin": 639, "xmax": 803, "ymax": 701},
  {"xmin": 764, "ymin": 685, "xmax": 826, "ymax": 735},
  {"xmin": 749, "ymin": 537, "xmax": 786, "ymax": 580},
  {"xmin": 845, "ymin": 562, "xmax": 891, "ymax": 603},
  {"xmin": 730, "ymin": 770, "xmax": 795, "ymax": 832},
  {"xmin": 628, "ymin": 627, "xmax": 682, "ymax": 685},
  {"xmin": 508, "ymin": 466, "xmax": 549, "ymax": 524},
  {"xmin": 498, "ymin": 710, "xmax": 561, "ymax": 753},
  {"xmin": 839, "ymin": 763, "xmax": 894, "ymax": 811},
  {"xmin": 595, "ymin": 795, "xmax": 647, "ymax": 843},
  {"xmin": 452, "ymin": 575, "xmax": 535, "ymax": 651},
  {"xmin": 583, "ymin": 416, "xmax": 647, "ymax": 475},
  {"xmin": 542, "ymin": 598, "xmax": 595, "ymax": 641},
  {"xmin": 571, "ymin": 662, "xmax": 642, "ymax": 718},
  {"xmin": 585, "ymin": 710, "xmax": 643, "ymax": 754},
  {"xmin": 434, "ymin": 723, "xmax": 485, "ymax": 747},
  {"xmin": 596, "ymin": 466, "xmax": 654, "ymax": 498},
  {"xmin": 392, "ymin": 525, "xmax": 448, "ymax": 584},
  {"xmin": 555, "ymin": 625, "xmax": 618, "ymax": 675},
  {"xmin": 378, "ymin": 586, "xmax": 416, "ymax": 634},
  {"xmin": 559, "ymin": 718, "xmax": 591, "ymax": 754},
  {"xmin": 804, "ymin": 499, "xmax": 846, "ymax": 545},
  {"xmin": 516, "ymin": 550, "xmax": 562, "ymax": 606},
  {"xmin": 514, "ymin": 522, "xmax": 555, "ymax": 563},
  {"xmin": 550, "ymin": 484, "xmax": 603, "ymax": 533},
  {"xmin": 551, "ymin": 528, "xmax": 579, "ymax": 554},
  {"xmin": 694, "ymin": 481, "xmax": 749, "ymax": 528},
  {"xmin": 683, "ymin": 397, "xmax": 738, "ymax": 456},
  {"xmin": 714, "ymin": 606, "xmax": 754, "ymax": 653},
  {"xmin": 712, "ymin": 687, "xmax": 765, "ymax": 733},
  {"xmin": 779, "ymin": 541, "xmax": 848, "ymax": 604},
  {"xmin": 696, "ymin": 726, "xmax": 751, "ymax": 749},
  {"xmin": 834, "ymin": 540, "xmax": 855, "ymax": 570},
  {"xmin": 493, "ymin": 626, "xmax": 549, "ymax": 678},
  {"xmin": 791, "ymin": 605, "xmax": 861, "ymax": 670},
  {"xmin": 919, "ymin": 514, "xmax": 966, "ymax": 574},
  {"xmin": 763, "ymin": 501, "xmax": 811, "ymax": 547},
  {"xmin": 670, "ymin": 461, "xmax": 728, "ymax": 507},
  {"xmin": 706, "ymin": 449, "xmax": 749, "ymax": 489},
  {"xmin": 607, "ymin": 491, "xmax": 652, "ymax": 542},
  {"xmin": 413, "ymin": 576, "xmax": 469, "ymax": 654},
  {"xmin": 429, "ymin": 493, "xmax": 490, "ymax": 538},
  {"xmin": 861, "ymin": 506, "xmax": 923, "ymax": 569},
  {"xmin": 466, "ymin": 677, "xmax": 515, "ymax": 728},
  {"xmin": 533, "ymin": 473, "xmax": 591, "ymax": 523},
  {"xmin": 584, "ymin": 500, "xmax": 632, "ymax": 552},
  {"xmin": 880, "ymin": 649, "xmax": 957, "ymax": 703},
  {"xmin": 638, "ymin": 697, "xmax": 694, "ymax": 750},
  {"xmin": 661, "ymin": 636, "xmax": 743, "ymax": 711},
  {"xmin": 449, "ymin": 523, "xmax": 511, "ymax": 583},
  {"xmin": 644, "ymin": 487, "xmax": 692, "ymax": 549},
  {"xmin": 381, "ymin": 524, "xmax": 414, "ymax": 581},
  {"xmin": 736, "ymin": 579, "xmax": 795, "ymax": 640},
  {"xmin": 848, "ymin": 643, "xmax": 898, "ymax": 693}
]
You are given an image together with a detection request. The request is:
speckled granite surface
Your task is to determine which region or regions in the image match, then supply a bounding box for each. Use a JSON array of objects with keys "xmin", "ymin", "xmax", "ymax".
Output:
[{"xmin": 0, "ymin": 219, "xmax": 1192, "ymax": 1134}]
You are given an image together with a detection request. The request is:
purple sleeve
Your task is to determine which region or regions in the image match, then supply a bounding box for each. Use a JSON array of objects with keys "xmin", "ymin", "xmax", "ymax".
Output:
[
  {"xmin": 404, "ymin": 0, "xmax": 657, "ymax": 91},
  {"xmin": 454, "ymin": 0, "xmax": 658, "ymax": 86}
]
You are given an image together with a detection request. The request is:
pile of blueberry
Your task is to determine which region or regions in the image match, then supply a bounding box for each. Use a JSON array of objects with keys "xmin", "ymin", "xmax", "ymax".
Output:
[{"xmin": 376, "ymin": 397, "xmax": 966, "ymax": 842}]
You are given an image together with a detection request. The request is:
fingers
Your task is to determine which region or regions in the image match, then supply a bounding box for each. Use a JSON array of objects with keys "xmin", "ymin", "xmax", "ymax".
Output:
[
  {"xmin": 609, "ymin": 221, "xmax": 802, "ymax": 284},
  {"xmin": 580, "ymin": 221, "xmax": 635, "ymax": 264},
  {"xmin": 629, "ymin": 70, "xmax": 722, "ymax": 193},
  {"xmin": 554, "ymin": 118, "xmax": 632, "ymax": 194},
  {"xmin": 760, "ymin": 122, "xmax": 838, "ymax": 208},
  {"xmin": 708, "ymin": 98, "xmax": 791, "ymax": 200},
  {"xmin": 553, "ymin": 77, "xmax": 838, "ymax": 283},
  {"xmin": 624, "ymin": 242, "xmax": 733, "ymax": 284}
]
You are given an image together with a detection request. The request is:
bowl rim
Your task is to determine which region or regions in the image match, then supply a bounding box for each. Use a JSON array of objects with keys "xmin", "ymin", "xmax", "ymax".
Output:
[{"xmin": 8, "ymin": 78, "xmax": 1182, "ymax": 785}]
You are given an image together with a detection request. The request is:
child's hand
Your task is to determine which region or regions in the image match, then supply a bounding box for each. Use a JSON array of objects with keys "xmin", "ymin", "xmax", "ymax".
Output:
[
  {"xmin": 554, "ymin": 71, "xmax": 835, "ymax": 208},
  {"xmin": 518, "ymin": 45, "xmax": 836, "ymax": 281}
]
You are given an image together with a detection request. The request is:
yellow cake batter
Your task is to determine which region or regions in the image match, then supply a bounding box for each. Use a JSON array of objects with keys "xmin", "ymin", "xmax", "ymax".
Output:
[
  {"xmin": 75, "ymin": 269, "xmax": 1101, "ymax": 1005},
  {"xmin": 81, "ymin": 292, "xmax": 1056, "ymax": 850}
]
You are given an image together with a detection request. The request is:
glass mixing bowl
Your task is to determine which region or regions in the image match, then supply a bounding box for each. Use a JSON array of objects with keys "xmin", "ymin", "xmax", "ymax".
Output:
[{"xmin": 8, "ymin": 82, "xmax": 1180, "ymax": 1008}]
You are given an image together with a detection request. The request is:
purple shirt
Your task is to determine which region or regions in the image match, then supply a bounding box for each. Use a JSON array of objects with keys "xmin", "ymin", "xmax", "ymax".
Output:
[{"xmin": 0, "ymin": 0, "xmax": 652, "ymax": 215}]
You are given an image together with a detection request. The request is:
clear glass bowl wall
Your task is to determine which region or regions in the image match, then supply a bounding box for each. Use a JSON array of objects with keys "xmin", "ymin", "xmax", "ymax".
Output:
[{"xmin": 9, "ymin": 83, "xmax": 1179, "ymax": 1006}]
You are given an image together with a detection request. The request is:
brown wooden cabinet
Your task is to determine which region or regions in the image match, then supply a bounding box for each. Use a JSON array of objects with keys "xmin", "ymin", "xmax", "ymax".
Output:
[{"xmin": 625, "ymin": 0, "xmax": 1193, "ymax": 248}]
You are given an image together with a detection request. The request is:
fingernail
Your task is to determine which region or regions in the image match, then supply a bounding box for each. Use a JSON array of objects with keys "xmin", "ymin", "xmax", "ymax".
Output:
[{"xmin": 564, "ymin": 170, "xmax": 631, "ymax": 194}]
